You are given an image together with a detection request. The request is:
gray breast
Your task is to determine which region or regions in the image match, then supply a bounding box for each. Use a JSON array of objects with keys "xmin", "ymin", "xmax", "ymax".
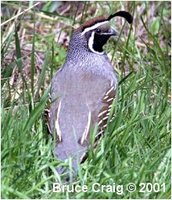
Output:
[{"xmin": 49, "ymin": 58, "xmax": 117, "ymax": 172}]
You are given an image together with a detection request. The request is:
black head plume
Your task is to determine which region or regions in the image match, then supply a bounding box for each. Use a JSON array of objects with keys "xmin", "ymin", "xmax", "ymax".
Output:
[{"xmin": 107, "ymin": 11, "xmax": 133, "ymax": 24}]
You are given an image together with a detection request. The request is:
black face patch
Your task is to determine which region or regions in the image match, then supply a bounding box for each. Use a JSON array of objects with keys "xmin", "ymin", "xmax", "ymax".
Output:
[
  {"xmin": 93, "ymin": 33, "xmax": 111, "ymax": 53},
  {"xmin": 85, "ymin": 23, "xmax": 115, "ymax": 53}
]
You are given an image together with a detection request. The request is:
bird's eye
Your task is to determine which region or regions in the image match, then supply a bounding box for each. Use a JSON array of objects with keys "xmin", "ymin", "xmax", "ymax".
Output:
[{"xmin": 96, "ymin": 28, "xmax": 101, "ymax": 33}]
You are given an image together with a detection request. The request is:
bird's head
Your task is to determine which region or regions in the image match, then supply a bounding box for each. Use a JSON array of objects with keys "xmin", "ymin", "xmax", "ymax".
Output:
[{"xmin": 70, "ymin": 11, "xmax": 133, "ymax": 55}]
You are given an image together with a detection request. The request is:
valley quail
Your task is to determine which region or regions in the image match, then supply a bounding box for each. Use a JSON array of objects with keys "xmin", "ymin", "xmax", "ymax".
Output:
[{"xmin": 49, "ymin": 11, "xmax": 133, "ymax": 174}]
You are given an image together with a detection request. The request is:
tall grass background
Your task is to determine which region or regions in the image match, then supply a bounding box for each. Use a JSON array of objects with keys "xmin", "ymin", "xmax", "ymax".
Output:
[{"xmin": 1, "ymin": 1, "xmax": 171, "ymax": 199}]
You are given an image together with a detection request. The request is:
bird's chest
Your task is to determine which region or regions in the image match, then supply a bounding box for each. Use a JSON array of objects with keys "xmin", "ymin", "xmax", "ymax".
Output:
[{"xmin": 61, "ymin": 71, "xmax": 112, "ymax": 107}]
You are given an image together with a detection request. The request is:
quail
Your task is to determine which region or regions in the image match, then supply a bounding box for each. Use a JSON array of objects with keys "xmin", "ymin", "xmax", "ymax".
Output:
[{"xmin": 49, "ymin": 11, "xmax": 133, "ymax": 174}]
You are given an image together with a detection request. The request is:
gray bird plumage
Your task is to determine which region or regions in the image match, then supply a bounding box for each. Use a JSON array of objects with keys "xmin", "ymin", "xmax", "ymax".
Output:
[{"xmin": 49, "ymin": 11, "xmax": 133, "ymax": 174}]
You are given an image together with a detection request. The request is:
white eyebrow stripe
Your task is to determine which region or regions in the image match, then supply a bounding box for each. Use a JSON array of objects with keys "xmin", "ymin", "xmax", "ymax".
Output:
[
  {"xmin": 81, "ymin": 20, "xmax": 109, "ymax": 35},
  {"xmin": 55, "ymin": 100, "xmax": 62, "ymax": 142},
  {"xmin": 99, "ymin": 32, "xmax": 113, "ymax": 35},
  {"xmin": 80, "ymin": 111, "xmax": 91, "ymax": 145}
]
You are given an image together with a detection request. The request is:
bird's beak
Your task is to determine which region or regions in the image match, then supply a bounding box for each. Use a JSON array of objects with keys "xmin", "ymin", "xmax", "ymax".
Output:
[{"xmin": 108, "ymin": 27, "xmax": 118, "ymax": 36}]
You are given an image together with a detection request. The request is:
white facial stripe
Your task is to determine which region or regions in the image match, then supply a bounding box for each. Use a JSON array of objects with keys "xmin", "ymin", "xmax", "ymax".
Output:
[
  {"xmin": 81, "ymin": 20, "xmax": 109, "ymax": 35},
  {"xmin": 88, "ymin": 32, "xmax": 104, "ymax": 55}
]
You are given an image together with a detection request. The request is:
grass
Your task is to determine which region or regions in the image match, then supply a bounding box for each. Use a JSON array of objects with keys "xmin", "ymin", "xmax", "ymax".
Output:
[{"xmin": 1, "ymin": 1, "xmax": 171, "ymax": 199}]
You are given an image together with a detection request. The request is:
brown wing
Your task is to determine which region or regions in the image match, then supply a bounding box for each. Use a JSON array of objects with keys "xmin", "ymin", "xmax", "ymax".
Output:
[
  {"xmin": 96, "ymin": 85, "xmax": 116, "ymax": 140},
  {"xmin": 80, "ymin": 85, "xmax": 116, "ymax": 163}
]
